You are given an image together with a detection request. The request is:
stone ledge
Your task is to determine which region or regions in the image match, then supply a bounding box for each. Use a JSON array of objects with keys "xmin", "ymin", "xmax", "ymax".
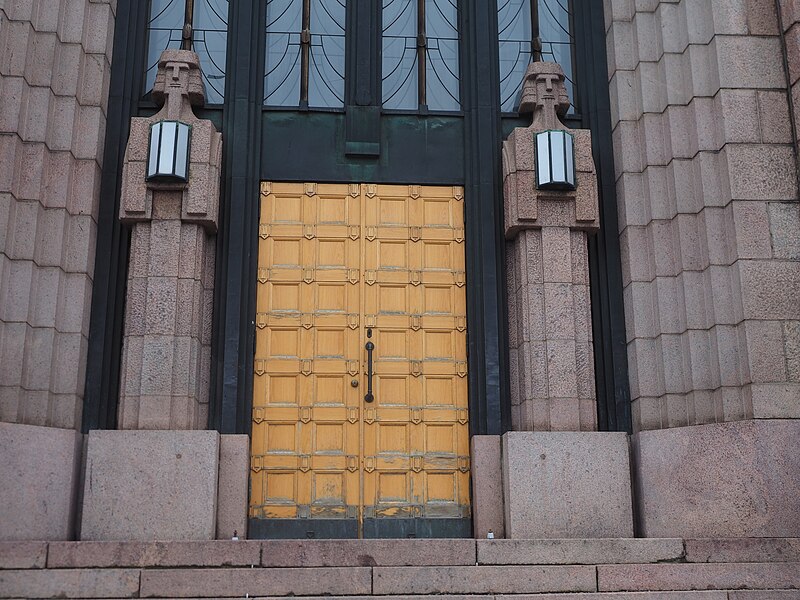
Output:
[
  {"xmin": 0, "ymin": 541, "xmax": 47, "ymax": 569},
  {"xmin": 477, "ymin": 538, "xmax": 684, "ymax": 565},
  {"xmin": 372, "ymin": 565, "xmax": 597, "ymax": 595},
  {"xmin": 261, "ymin": 539, "xmax": 476, "ymax": 567},
  {"xmin": 685, "ymin": 538, "xmax": 800, "ymax": 563},
  {"xmin": 493, "ymin": 594, "xmax": 728, "ymax": 600},
  {"xmin": 47, "ymin": 540, "xmax": 261, "ymax": 568},
  {"xmin": 0, "ymin": 568, "xmax": 140, "ymax": 598},
  {"xmin": 598, "ymin": 562, "xmax": 800, "ymax": 592},
  {"xmin": 139, "ymin": 567, "xmax": 372, "ymax": 598},
  {"xmin": 250, "ymin": 595, "xmax": 733, "ymax": 600}
]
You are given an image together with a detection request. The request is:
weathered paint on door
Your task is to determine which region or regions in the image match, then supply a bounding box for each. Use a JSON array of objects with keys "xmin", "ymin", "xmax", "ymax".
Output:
[{"xmin": 250, "ymin": 182, "xmax": 470, "ymax": 534}]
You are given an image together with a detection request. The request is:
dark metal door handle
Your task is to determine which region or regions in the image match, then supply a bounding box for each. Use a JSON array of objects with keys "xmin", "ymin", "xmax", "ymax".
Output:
[{"xmin": 364, "ymin": 328, "xmax": 374, "ymax": 403}]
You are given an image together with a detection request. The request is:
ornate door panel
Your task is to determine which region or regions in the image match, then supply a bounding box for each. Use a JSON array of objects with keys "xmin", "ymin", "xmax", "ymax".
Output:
[{"xmin": 251, "ymin": 182, "xmax": 470, "ymax": 538}]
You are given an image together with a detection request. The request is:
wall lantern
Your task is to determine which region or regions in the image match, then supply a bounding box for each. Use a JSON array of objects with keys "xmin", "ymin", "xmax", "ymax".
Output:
[
  {"xmin": 535, "ymin": 129, "xmax": 576, "ymax": 190},
  {"xmin": 147, "ymin": 121, "xmax": 191, "ymax": 182}
]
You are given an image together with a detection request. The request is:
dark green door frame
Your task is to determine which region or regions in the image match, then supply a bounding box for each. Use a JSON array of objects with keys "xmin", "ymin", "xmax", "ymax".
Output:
[{"xmin": 85, "ymin": 0, "xmax": 630, "ymax": 443}]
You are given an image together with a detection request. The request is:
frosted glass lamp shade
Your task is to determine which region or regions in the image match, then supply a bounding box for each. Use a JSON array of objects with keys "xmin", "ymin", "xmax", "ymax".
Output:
[
  {"xmin": 535, "ymin": 129, "xmax": 576, "ymax": 190},
  {"xmin": 147, "ymin": 121, "xmax": 191, "ymax": 182}
]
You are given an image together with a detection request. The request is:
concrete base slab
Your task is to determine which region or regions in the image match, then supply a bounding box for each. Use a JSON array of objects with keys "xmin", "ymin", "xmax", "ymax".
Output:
[
  {"xmin": 632, "ymin": 420, "xmax": 800, "ymax": 538},
  {"xmin": 0, "ymin": 422, "xmax": 83, "ymax": 541},
  {"xmin": 216, "ymin": 434, "xmax": 249, "ymax": 540},
  {"xmin": 80, "ymin": 430, "xmax": 220, "ymax": 541},
  {"xmin": 470, "ymin": 435, "xmax": 505, "ymax": 539},
  {"xmin": 502, "ymin": 431, "xmax": 633, "ymax": 538}
]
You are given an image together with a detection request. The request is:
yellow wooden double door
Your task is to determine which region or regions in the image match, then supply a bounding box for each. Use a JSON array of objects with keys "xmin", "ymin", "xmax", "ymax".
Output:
[{"xmin": 250, "ymin": 182, "xmax": 470, "ymax": 535}]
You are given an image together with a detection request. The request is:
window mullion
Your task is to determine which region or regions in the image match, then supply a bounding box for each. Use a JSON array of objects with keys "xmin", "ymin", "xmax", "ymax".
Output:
[
  {"xmin": 183, "ymin": 0, "xmax": 195, "ymax": 49},
  {"xmin": 417, "ymin": 0, "xmax": 426, "ymax": 108},
  {"xmin": 300, "ymin": 0, "xmax": 311, "ymax": 107}
]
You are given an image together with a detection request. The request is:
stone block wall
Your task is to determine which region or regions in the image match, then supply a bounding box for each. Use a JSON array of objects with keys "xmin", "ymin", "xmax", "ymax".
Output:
[
  {"xmin": 0, "ymin": 0, "xmax": 115, "ymax": 429},
  {"xmin": 606, "ymin": 0, "xmax": 800, "ymax": 432}
]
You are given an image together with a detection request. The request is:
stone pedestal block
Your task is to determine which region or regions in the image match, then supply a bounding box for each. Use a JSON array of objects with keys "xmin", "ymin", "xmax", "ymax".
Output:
[
  {"xmin": 470, "ymin": 435, "xmax": 505, "ymax": 539},
  {"xmin": 80, "ymin": 430, "xmax": 219, "ymax": 541},
  {"xmin": 0, "ymin": 422, "xmax": 83, "ymax": 541},
  {"xmin": 502, "ymin": 431, "xmax": 634, "ymax": 538},
  {"xmin": 632, "ymin": 419, "xmax": 800, "ymax": 538},
  {"xmin": 216, "ymin": 434, "xmax": 250, "ymax": 540}
]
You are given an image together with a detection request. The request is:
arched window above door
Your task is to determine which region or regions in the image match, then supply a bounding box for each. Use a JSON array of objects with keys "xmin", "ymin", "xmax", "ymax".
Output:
[
  {"xmin": 381, "ymin": 0, "xmax": 461, "ymax": 112},
  {"xmin": 261, "ymin": 0, "xmax": 461, "ymax": 112},
  {"xmin": 264, "ymin": 0, "xmax": 347, "ymax": 108}
]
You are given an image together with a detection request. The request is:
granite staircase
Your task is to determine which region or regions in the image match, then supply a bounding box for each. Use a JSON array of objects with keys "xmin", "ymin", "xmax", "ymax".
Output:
[{"xmin": 1, "ymin": 538, "xmax": 798, "ymax": 599}]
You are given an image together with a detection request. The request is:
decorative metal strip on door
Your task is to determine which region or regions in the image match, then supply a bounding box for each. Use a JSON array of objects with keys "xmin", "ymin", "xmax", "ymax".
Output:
[{"xmin": 250, "ymin": 182, "xmax": 470, "ymax": 537}]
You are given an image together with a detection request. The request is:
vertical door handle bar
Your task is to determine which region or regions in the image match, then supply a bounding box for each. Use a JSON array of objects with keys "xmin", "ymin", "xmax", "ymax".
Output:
[{"xmin": 364, "ymin": 328, "xmax": 374, "ymax": 403}]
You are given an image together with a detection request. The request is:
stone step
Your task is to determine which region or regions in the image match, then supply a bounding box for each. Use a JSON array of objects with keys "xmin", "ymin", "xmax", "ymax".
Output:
[
  {"xmin": 129, "ymin": 595, "xmax": 800, "ymax": 600},
  {"xmin": 261, "ymin": 538, "xmax": 476, "ymax": 566},
  {"xmin": 46, "ymin": 540, "xmax": 262, "ymax": 569},
  {"xmin": 1, "ymin": 563, "xmax": 798, "ymax": 598},
  {"xmin": 3, "ymin": 538, "xmax": 799, "ymax": 570},
  {"xmin": 255, "ymin": 595, "xmax": 800, "ymax": 600},
  {"xmin": 1, "ymin": 540, "xmax": 799, "ymax": 599},
  {"xmin": 476, "ymin": 538, "xmax": 685, "ymax": 564},
  {"xmin": 596, "ymin": 562, "xmax": 800, "ymax": 592}
]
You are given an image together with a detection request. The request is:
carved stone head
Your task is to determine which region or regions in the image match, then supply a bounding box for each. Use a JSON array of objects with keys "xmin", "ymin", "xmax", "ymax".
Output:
[
  {"xmin": 518, "ymin": 62, "xmax": 571, "ymax": 130},
  {"xmin": 152, "ymin": 49, "xmax": 206, "ymax": 108}
]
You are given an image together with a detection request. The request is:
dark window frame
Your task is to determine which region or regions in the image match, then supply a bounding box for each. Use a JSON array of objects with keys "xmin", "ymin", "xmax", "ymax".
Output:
[{"xmin": 85, "ymin": 0, "xmax": 630, "ymax": 436}]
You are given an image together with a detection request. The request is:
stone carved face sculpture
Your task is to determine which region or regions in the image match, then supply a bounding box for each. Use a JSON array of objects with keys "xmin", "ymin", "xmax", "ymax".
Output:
[
  {"xmin": 518, "ymin": 62, "xmax": 571, "ymax": 130},
  {"xmin": 152, "ymin": 49, "xmax": 206, "ymax": 107}
]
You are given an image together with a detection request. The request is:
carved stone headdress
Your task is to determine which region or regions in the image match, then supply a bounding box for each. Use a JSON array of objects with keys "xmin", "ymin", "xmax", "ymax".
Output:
[{"xmin": 518, "ymin": 62, "xmax": 571, "ymax": 130}]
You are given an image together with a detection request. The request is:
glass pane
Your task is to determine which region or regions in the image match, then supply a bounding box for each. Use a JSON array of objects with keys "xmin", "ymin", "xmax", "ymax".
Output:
[
  {"xmin": 382, "ymin": 0, "xmax": 418, "ymax": 110},
  {"xmin": 425, "ymin": 0, "xmax": 459, "ymax": 111},
  {"xmin": 193, "ymin": 0, "xmax": 229, "ymax": 104},
  {"xmin": 497, "ymin": 0, "xmax": 575, "ymax": 113},
  {"xmin": 158, "ymin": 122, "xmax": 177, "ymax": 174},
  {"xmin": 145, "ymin": 0, "xmax": 228, "ymax": 104},
  {"xmin": 145, "ymin": 0, "xmax": 184, "ymax": 96},
  {"xmin": 309, "ymin": 0, "xmax": 347, "ymax": 107},
  {"xmin": 264, "ymin": 0, "xmax": 303, "ymax": 106},
  {"xmin": 539, "ymin": 0, "xmax": 573, "ymax": 108}
]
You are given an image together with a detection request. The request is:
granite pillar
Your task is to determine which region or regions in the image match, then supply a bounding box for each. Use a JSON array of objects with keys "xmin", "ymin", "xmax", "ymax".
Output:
[
  {"xmin": 504, "ymin": 62, "xmax": 600, "ymax": 432},
  {"xmin": 116, "ymin": 50, "xmax": 222, "ymax": 430}
]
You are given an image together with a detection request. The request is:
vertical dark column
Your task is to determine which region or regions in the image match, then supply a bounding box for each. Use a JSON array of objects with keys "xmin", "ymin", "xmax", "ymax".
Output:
[
  {"xmin": 210, "ymin": 0, "xmax": 266, "ymax": 434},
  {"xmin": 345, "ymin": 0, "xmax": 381, "ymax": 155},
  {"xmin": 461, "ymin": 0, "xmax": 509, "ymax": 436},
  {"xmin": 83, "ymin": 0, "xmax": 149, "ymax": 431},
  {"xmin": 346, "ymin": 0, "xmax": 381, "ymax": 106},
  {"xmin": 417, "ymin": 0, "xmax": 426, "ymax": 108},
  {"xmin": 573, "ymin": 0, "xmax": 632, "ymax": 433},
  {"xmin": 300, "ymin": 0, "xmax": 311, "ymax": 106}
]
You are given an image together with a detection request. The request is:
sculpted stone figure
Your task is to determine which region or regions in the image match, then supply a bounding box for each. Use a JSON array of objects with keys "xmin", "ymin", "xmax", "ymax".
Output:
[
  {"xmin": 117, "ymin": 49, "xmax": 222, "ymax": 429},
  {"xmin": 502, "ymin": 61, "xmax": 600, "ymax": 432},
  {"xmin": 120, "ymin": 49, "xmax": 222, "ymax": 230}
]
